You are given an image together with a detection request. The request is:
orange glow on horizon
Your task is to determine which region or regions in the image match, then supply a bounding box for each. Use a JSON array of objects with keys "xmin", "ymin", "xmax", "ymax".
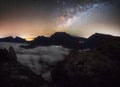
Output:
[{"xmin": 25, "ymin": 38, "xmax": 34, "ymax": 41}]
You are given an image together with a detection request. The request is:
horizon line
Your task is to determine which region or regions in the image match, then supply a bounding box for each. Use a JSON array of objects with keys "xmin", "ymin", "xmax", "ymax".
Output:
[{"xmin": 0, "ymin": 32, "xmax": 119, "ymax": 41}]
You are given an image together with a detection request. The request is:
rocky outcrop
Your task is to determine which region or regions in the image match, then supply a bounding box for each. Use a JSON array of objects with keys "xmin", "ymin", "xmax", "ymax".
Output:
[
  {"xmin": 0, "ymin": 47, "xmax": 45, "ymax": 87},
  {"xmin": 51, "ymin": 39, "xmax": 120, "ymax": 87}
]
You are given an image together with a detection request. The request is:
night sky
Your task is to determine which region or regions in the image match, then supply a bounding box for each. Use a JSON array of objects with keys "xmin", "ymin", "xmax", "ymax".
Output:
[{"xmin": 0, "ymin": 0, "xmax": 119, "ymax": 40}]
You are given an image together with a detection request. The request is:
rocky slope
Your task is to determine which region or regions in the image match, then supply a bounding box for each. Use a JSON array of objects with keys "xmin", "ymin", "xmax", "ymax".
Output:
[
  {"xmin": 0, "ymin": 47, "xmax": 45, "ymax": 87},
  {"xmin": 51, "ymin": 38, "xmax": 120, "ymax": 87}
]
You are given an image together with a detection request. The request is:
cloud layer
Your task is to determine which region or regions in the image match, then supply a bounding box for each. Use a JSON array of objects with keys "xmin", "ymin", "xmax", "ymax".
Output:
[{"xmin": 0, "ymin": 42, "xmax": 69, "ymax": 80}]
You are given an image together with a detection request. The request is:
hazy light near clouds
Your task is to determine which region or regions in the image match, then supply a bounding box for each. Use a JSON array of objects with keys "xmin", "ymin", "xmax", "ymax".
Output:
[
  {"xmin": 0, "ymin": 42, "xmax": 69, "ymax": 80},
  {"xmin": 25, "ymin": 38, "xmax": 34, "ymax": 41}
]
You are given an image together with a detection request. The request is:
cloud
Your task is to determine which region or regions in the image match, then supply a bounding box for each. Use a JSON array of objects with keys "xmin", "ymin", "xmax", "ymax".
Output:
[{"xmin": 0, "ymin": 42, "xmax": 69, "ymax": 80}]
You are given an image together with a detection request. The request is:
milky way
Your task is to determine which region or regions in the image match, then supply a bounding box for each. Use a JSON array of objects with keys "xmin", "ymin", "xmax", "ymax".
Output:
[
  {"xmin": 0, "ymin": 0, "xmax": 119, "ymax": 39},
  {"xmin": 57, "ymin": 2, "xmax": 120, "ymax": 37}
]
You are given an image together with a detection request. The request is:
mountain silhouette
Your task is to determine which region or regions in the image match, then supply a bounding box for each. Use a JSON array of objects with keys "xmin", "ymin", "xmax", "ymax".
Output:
[
  {"xmin": 26, "ymin": 32, "xmax": 87, "ymax": 49},
  {"xmin": 1, "ymin": 32, "xmax": 120, "ymax": 50},
  {"xmin": 50, "ymin": 32, "xmax": 86, "ymax": 49},
  {"xmin": 0, "ymin": 36, "xmax": 27, "ymax": 43},
  {"xmin": 86, "ymin": 33, "xmax": 120, "ymax": 48},
  {"xmin": 20, "ymin": 32, "xmax": 120, "ymax": 50},
  {"xmin": 31, "ymin": 36, "xmax": 50, "ymax": 46}
]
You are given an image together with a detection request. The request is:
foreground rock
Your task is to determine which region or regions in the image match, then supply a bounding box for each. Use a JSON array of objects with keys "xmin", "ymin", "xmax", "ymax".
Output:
[
  {"xmin": 0, "ymin": 47, "xmax": 45, "ymax": 87},
  {"xmin": 51, "ymin": 39, "xmax": 120, "ymax": 87}
]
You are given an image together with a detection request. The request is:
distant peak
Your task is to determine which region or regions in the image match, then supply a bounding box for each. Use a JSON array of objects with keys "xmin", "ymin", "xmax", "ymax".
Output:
[
  {"xmin": 53, "ymin": 32, "xmax": 69, "ymax": 35},
  {"xmin": 15, "ymin": 36, "xmax": 21, "ymax": 39},
  {"xmin": 4, "ymin": 36, "xmax": 14, "ymax": 39},
  {"xmin": 51, "ymin": 32, "xmax": 71, "ymax": 37},
  {"xmin": 90, "ymin": 33, "xmax": 112, "ymax": 37},
  {"xmin": 94, "ymin": 33, "xmax": 113, "ymax": 36},
  {"xmin": 34, "ymin": 36, "xmax": 48, "ymax": 39},
  {"xmin": 15, "ymin": 36, "xmax": 24, "ymax": 39},
  {"xmin": 37, "ymin": 36, "xmax": 46, "ymax": 38}
]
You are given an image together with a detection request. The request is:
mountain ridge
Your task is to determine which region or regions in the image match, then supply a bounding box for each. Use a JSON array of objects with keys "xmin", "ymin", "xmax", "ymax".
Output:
[
  {"xmin": 0, "ymin": 32, "xmax": 120, "ymax": 50},
  {"xmin": 0, "ymin": 36, "xmax": 27, "ymax": 43}
]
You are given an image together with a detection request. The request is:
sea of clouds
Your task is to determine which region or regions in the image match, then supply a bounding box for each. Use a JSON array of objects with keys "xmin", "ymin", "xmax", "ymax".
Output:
[{"xmin": 0, "ymin": 42, "xmax": 69, "ymax": 80}]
